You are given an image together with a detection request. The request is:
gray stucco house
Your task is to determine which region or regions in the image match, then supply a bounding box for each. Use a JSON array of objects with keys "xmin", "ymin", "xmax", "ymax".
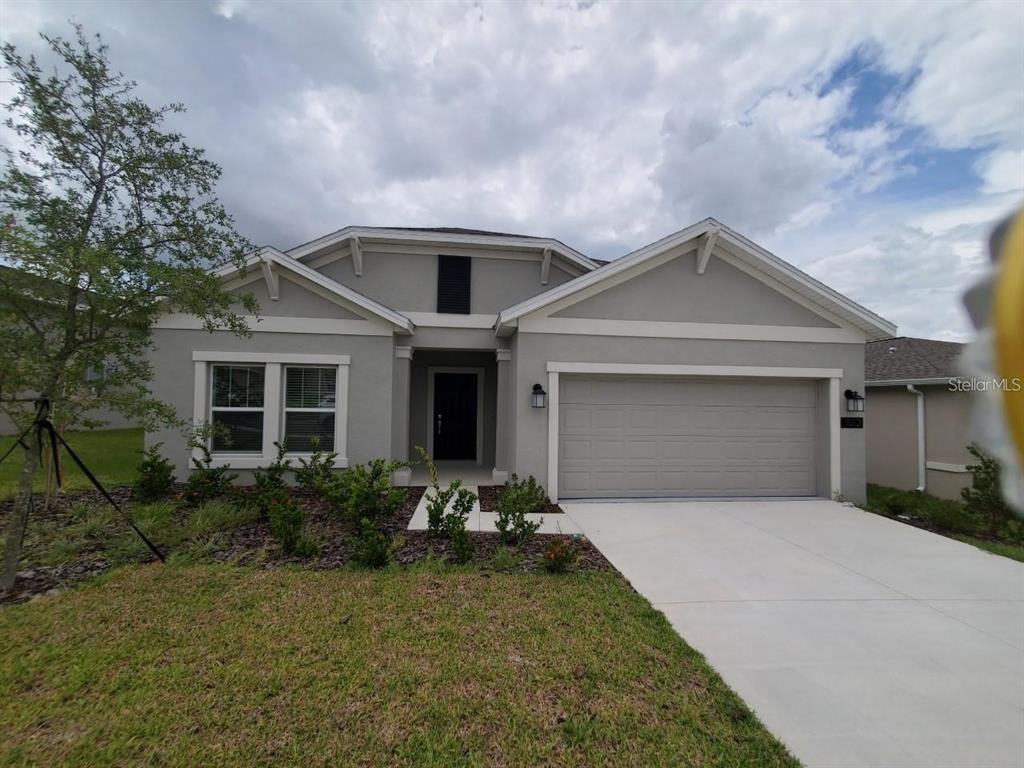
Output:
[
  {"xmin": 865, "ymin": 337, "xmax": 971, "ymax": 500},
  {"xmin": 147, "ymin": 218, "xmax": 896, "ymax": 504}
]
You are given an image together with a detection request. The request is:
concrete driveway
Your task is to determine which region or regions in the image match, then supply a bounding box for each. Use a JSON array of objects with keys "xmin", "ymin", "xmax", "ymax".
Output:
[{"xmin": 564, "ymin": 499, "xmax": 1024, "ymax": 768}]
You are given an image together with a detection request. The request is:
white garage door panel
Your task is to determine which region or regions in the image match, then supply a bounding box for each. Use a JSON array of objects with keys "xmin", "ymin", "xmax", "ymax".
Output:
[{"xmin": 558, "ymin": 375, "xmax": 818, "ymax": 498}]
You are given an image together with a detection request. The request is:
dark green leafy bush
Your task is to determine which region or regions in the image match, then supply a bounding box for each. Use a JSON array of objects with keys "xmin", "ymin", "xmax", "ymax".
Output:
[
  {"xmin": 494, "ymin": 474, "xmax": 544, "ymax": 546},
  {"xmin": 182, "ymin": 445, "xmax": 236, "ymax": 507},
  {"xmin": 541, "ymin": 537, "xmax": 579, "ymax": 573},
  {"xmin": 249, "ymin": 442, "xmax": 292, "ymax": 517},
  {"xmin": 338, "ymin": 459, "xmax": 408, "ymax": 523},
  {"xmin": 267, "ymin": 488, "xmax": 312, "ymax": 555},
  {"xmin": 293, "ymin": 437, "xmax": 338, "ymax": 495},
  {"xmin": 133, "ymin": 443, "xmax": 176, "ymax": 502},
  {"xmin": 442, "ymin": 489, "xmax": 476, "ymax": 565},
  {"xmin": 352, "ymin": 517, "xmax": 390, "ymax": 568}
]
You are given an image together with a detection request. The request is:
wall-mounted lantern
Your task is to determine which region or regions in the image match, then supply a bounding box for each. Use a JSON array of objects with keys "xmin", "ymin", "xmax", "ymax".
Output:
[
  {"xmin": 844, "ymin": 389, "xmax": 865, "ymax": 412},
  {"xmin": 531, "ymin": 383, "xmax": 547, "ymax": 409}
]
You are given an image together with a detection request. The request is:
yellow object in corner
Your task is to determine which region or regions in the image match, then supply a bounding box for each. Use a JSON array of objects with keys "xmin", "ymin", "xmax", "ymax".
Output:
[{"xmin": 993, "ymin": 209, "xmax": 1024, "ymax": 465}]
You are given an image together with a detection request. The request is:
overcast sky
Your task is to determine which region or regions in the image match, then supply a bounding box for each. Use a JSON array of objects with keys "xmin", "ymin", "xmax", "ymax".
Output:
[{"xmin": 3, "ymin": 1, "xmax": 1022, "ymax": 340}]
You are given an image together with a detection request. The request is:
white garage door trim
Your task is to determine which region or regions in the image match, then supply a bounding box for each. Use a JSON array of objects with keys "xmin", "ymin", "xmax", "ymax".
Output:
[{"xmin": 545, "ymin": 362, "xmax": 843, "ymax": 502}]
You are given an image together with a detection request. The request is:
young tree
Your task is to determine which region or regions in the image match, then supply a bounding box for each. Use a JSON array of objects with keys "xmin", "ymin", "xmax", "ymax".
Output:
[{"xmin": 0, "ymin": 27, "xmax": 257, "ymax": 589}]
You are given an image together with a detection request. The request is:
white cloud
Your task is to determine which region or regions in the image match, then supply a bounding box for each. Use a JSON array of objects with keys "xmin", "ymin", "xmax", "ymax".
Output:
[{"xmin": 1, "ymin": 0, "xmax": 1022, "ymax": 339}]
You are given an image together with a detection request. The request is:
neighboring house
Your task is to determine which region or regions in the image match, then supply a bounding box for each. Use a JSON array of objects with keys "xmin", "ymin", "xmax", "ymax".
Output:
[
  {"xmin": 865, "ymin": 337, "xmax": 971, "ymax": 500},
  {"xmin": 147, "ymin": 218, "xmax": 896, "ymax": 504}
]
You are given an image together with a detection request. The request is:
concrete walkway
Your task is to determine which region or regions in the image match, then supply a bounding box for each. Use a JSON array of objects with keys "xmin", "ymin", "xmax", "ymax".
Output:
[
  {"xmin": 408, "ymin": 486, "xmax": 582, "ymax": 534},
  {"xmin": 563, "ymin": 498, "xmax": 1024, "ymax": 768}
]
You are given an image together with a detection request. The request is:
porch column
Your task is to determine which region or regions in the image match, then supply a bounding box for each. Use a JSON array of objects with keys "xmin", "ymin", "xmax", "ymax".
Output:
[
  {"xmin": 392, "ymin": 346, "xmax": 414, "ymax": 485},
  {"xmin": 493, "ymin": 347, "xmax": 512, "ymax": 483}
]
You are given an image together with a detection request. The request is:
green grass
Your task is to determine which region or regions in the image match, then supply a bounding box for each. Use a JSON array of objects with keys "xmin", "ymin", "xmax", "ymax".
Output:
[
  {"xmin": 0, "ymin": 427, "xmax": 144, "ymax": 499},
  {"xmin": 865, "ymin": 484, "xmax": 1024, "ymax": 563},
  {"xmin": 0, "ymin": 565, "xmax": 799, "ymax": 768},
  {"xmin": 21, "ymin": 499, "xmax": 260, "ymax": 568}
]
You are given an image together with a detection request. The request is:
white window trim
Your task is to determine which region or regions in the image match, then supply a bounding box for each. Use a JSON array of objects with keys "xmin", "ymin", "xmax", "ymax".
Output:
[
  {"xmin": 193, "ymin": 353, "xmax": 350, "ymax": 470},
  {"xmin": 425, "ymin": 366, "xmax": 485, "ymax": 466},
  {"xmin": 544, "ymin": 362, "xmax": 843, "ymax": 503}
]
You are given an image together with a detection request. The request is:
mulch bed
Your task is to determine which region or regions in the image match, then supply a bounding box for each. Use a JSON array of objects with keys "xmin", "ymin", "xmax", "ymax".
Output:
[
  {"xmin": 477, "ymin": 485, "xmax": 564, "ymax": 515},
  {"xmin": 1, "ymin": 485, "xmax": 614, "ymax": 605}
]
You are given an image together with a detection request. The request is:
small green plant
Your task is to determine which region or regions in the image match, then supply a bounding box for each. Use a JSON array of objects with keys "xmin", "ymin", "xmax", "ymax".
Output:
[
  {"xmin": 182, "ymin": 445, "xmax": 237, "ymax": 507},
  {"xmin": 415, "ymin": 446, "xmax": 452, "ymax": 532},
  {"xmin": 293, "ymin": 437, "xmax": 338, "ymax": 495},
  {"xmin": 133, "ymin": 443, "xmax": 176, "ymax": 502},
  {"xmin": 441, "ymin": 486, "xmax": 476, "ymax": 564},
  {"xmin": 962, "ymin": 443, "xmax": 1013, "ymax": 538},
  {"xmin": 541, "ymin": 537, "xmax": 579, "ymax": 573},
  {"xmin": 266, "ymin": 489, "xmax": 311, "ymax": 555},
  {"xmin": 250, "ymin": 442, "xmax": 292, "ymax": 517},
  {"xmin": 494, "ymin": 474, "xmax": 544, "ymax": 546},
  {"xmin": 352, "ymin": 517, "xmax": 390, "ymax": 568},
  {"xmin": 337, "ymin": 459, "xmax": 408, "ymax": 523}
]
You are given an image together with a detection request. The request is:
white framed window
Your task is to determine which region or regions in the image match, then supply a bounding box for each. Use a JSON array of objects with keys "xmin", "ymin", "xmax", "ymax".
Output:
[
  {"xmin": 210, "ymin": 364, "xmax": 265, "ymax": 453},
  {"xmin": 283, "ymin": 366, "xmax": 337, "ymax": 452},
  {"xmin": 192, "ymin": 352, "xmax": 350, "ymax": 469}
]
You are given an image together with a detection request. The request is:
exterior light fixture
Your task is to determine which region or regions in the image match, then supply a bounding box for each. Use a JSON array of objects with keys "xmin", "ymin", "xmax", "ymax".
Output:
[
  {"xmin": 844, "ymin": 389, "xmax": 865, "ymax": 412},
  {"xmin": 531, "ymin": 383, "xmax": 547, "ymax": 409}
]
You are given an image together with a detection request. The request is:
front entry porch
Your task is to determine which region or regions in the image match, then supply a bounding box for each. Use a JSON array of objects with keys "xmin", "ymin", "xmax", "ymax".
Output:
[{"xmin": 391, "ymin": 346, "xmax": 512, "ymax": 486}]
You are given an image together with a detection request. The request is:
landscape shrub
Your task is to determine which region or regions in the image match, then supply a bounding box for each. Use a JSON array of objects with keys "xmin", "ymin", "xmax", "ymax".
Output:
[
  {"xmin": 267, "ymin": 489, "xmax": 312, "ymax": 555},
  {"xmin": 494, "ymin": 474, "xmax": 544, "ymax": 546},
  {"xmin": 250, "ymin": 442, "xmax": 292, "ymax": 517},
  {"xmin": 293, "ymin": 437, "xmax": 338, "ymax": 495},
  {"xmin": 133, "ymin": 444, "xmax": 176, "ymax": 502},
  {"xmin": 338, "ymin": 459, "xmax": 408, "ymax": 523},
  {"xmin": 962, "ymin": 443, "xmax": 1013, "ymax": 538},
  {"xmin": 415, "ymin": 446, "xmax": 455, "ymax": 533},
  {"xmin": 352, "ymin": 517, "xmax": 390, "ymax": 568},
  {"xmin": 442, "ymin": 492, "xmax": 475, "ymax": 565},
  {"xmin": 541, "ymin": 537, "xmax": 579, "ymax": 574},
  {"xmin": 182, "ymin": 445, "xmax": 236, "ymax": 506}
]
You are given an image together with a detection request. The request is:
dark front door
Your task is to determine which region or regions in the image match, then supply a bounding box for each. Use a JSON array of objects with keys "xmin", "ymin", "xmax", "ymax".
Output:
[{"xmin": 432, "ymin": 372, "xmax": 477, "ymax": 460}]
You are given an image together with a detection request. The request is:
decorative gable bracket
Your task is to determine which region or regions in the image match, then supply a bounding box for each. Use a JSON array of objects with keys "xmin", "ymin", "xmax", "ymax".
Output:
[
  {"xmin": 259, "ymin": 256, "xmax": 280, "ymax": 300},
  {"xmin": 350, "ymin": 235, "xmax": 363, "ymax": 277},
  {"xmin": 696, "ymin": 227, "xmax": 720, "ymax": 275},
  {"xmin": 540, "ymin": 246, "xmax": 552, "ymax": 285}
]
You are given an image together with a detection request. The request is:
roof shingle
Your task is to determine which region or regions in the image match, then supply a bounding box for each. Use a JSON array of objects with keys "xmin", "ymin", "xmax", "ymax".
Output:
[{"xmin": 865, "ymin": 337, "xmax": 965, "ymax": 382}]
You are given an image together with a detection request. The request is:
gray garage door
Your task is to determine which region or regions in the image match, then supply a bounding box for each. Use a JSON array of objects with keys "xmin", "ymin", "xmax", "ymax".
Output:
[{"xmin": 558, "ymin": 375, "xmax": 818, "ymax": 498}]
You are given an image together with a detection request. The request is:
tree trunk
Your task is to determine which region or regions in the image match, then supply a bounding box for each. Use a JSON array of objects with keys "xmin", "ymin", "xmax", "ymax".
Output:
[{"xmin": 0, "ymin": 434, "xmax": 41, "ymax": 591}]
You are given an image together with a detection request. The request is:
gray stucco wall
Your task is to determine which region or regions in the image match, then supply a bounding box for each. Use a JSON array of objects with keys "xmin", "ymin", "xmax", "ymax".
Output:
[
  {"xmin": 317, "ymin": 248, "xmax": 574, "ymax": 314},
  {"xmin": 865, "ymin": 384, "xmax": 972, "ymax": 500},
  {"xmin": 145, "ymin": 328, "xmax": 394, "ymax": 478},
  {"xmin": 237, "ymin": 274, "xmax": 363, "ymax": 319},
  {"xmin": 511, "ymin": 333, "xmax": 867, "ymax": 503},
  {"xmin": 554, "ymin": 250, "xmax": 836, "ymax": 327}
]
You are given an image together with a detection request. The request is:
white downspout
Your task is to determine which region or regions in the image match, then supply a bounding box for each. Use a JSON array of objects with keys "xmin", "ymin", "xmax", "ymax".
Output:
[{"xmin": 906, "ymin": 385, "xmax": 926, "ymax": 491}]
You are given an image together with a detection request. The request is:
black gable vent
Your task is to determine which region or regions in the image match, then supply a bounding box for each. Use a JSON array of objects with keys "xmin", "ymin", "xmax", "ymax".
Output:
[{"xmin": 437, "ymin": 255, "xmax": 471, "ymax": 314}]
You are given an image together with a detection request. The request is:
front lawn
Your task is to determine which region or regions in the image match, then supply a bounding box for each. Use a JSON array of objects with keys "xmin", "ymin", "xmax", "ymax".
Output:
[
  {"xmin": 0, "ymin": 427, "xmax": 143, "ymax": 499},
  {"xmin": 865, "ymin": 484, "xmax": 1024, "ymax": 562},
  {"xmin": 0, "ymin": 565, "xmax": 799, "ymax": 768}
]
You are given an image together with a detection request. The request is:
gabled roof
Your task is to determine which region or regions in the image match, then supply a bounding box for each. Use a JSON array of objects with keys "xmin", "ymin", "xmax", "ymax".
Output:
[
  {"xmin": 495, "ymin": 217, "xmax": 897, "ymax": 341},
  {"xmin": 284, "ymin": 225, "xmax": 599, "ymax": 273},
  {"xmin": 217, "ymin": 247, "xmax": 414, "ymax": 333},
  {"xmin": 865, "ymin": 337, "xmax": 965, "ymax": 384}
]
